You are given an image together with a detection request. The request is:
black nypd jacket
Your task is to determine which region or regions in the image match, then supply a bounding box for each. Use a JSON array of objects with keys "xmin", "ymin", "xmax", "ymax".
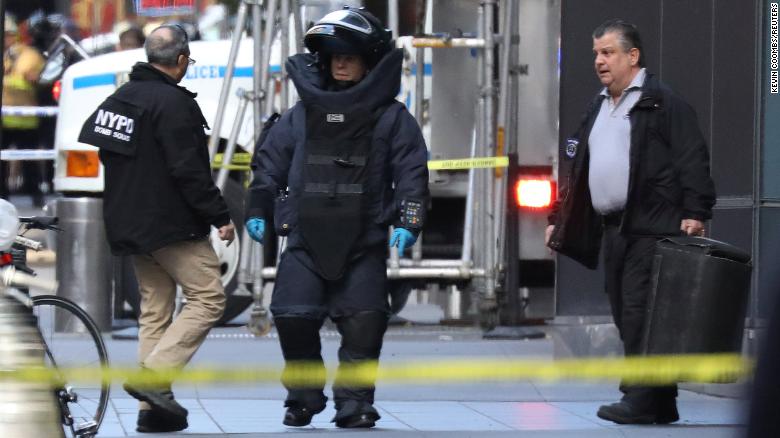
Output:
[
  {"xmin": 548, "ymin": 73, "xmax": 716, "ymax": 269},
  {"xmin": 246, "ymin": 49, "xmax": 430, "ymax": 252},
  {"xmin": 79, "ymin": 63, "xmax": 230, "ymax": 255}
]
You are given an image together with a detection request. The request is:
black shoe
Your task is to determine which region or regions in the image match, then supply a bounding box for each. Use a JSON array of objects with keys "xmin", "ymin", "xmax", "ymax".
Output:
[
  {"xmin": 283, "ymin": 405, "xmax": 325, "ymax": 427},
  {"xmin": 332, "ymin": 400, "xmax": 380, "ymax": 429},
  {"xmin": 123, "ymin": 382, "xmax": 188, "ymax": 418},
  {"xmin": 597, "ymin": 401, "xmax": 656, "ymax": 424},
  {"xmin": 136, "ymin": 409, "xmax": 188, "ymax": 433},
  {"xmin": 335, "ymin": 412, "xmax": 379, "ymax": 428},
  {"xmin": 655, "ymin": 399, "xmax": 679, "ymax": 424}
]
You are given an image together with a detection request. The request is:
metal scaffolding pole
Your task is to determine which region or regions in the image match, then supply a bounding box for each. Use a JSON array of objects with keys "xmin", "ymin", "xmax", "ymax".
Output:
[
  {"xmin": 411, "ymin": 0, "xmax": 427, "ymax": 263},
  {"xmin": 280, "ymin": 0, "xmax": 290, "ymax": 111},
  {"xmin": 259, "ymin": 266, "xmax": 488, "ymax": 280},
  {"xmin": 461, "ymin": 128, "xmax": 478, "ymax": 273},
  {"xmin": 235, "ymin": 227, "xmax": 254, "ymax": 297},
  {"xmin": 261, "ymin": 0, "xmax": 278, "ymax": 118},
  {"xmin": 252, "ymin": 1, "xmax": 264, "ymax": 144},
  {"xmin": 293, "ymin": 0, "xmax": 303, "ymax": 54},
  {"xmin": 472, "ymin": 3, "xmax": 486, "ymax": 304},
  {"xmin": 388, "ymin": 0, "xmax": 399, "ymax": 39},
  {"xmin": 412, "ymin": 37, "xmax": 485, "ymax": 48},
  {"xmin": 481, "ymin": 0, "xmax": 498, "ymax": 317},
  {"xmin": 414, "ymin": 0, "xmax": 427, "ymax": 123},
  {"xmin": 207, "ymin": 0, "xmax": 249, "ymax": 159},
  {"xmin": 216, "ymin": 89, "xmax": 253, "ymax": 189},
  {"xmin": 495, "ymin": 0, "xmax": 515, "ymax": 273}
]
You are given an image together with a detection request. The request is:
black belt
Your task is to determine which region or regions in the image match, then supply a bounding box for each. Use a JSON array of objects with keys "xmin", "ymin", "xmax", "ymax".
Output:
[{"xmin": 602, "ymin": 210, "xmax": 624, "ymax": 227}]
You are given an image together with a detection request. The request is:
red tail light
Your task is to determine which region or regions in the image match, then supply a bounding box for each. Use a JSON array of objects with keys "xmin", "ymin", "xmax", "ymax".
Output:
[
  {"xmin": 0, "ymin": 253, "xmax": 13, "ymax": 266},
  {"xmin": 515, "ymin": 179, "xmax": 555, "ymax": 209},
  {"xmin": 52, "ymin": 79, "xmax": 62, "ymax": 102}
]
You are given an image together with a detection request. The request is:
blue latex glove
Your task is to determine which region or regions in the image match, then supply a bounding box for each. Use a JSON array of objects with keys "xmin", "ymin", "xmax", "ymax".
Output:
[
  {"xmin": 389, "ymin": 228, "xmax": 417, "ymax": 257},
  {"xmin": 245, "ymin": 217, "xmax": 265, "ymax": 243}
]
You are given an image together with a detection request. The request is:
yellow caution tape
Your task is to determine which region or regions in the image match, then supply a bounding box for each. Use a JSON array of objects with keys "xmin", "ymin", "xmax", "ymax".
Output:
[
  {"xmin": 210, "ymin": 163, "xmax": 252, "ymax": 171},
  {"xmin": 428, "ymin": 156, "xmax": 509, "ymax": 170},
  {"xmin": 211, "ymin": 153, "xmax": 510, "ymax": 172},
  {"xmin": 213, "ymin": 152, "xmax": 253, "ymax": 165},
  {"xmin": 0, "ymin": 354, "xmax": 751, "ymax": 387},
  {"xmin": 211, "ymin": 152, "xmax": 252, "ymax": 170}
]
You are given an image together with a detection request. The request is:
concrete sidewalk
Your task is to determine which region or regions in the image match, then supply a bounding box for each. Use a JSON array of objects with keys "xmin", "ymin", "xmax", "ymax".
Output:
[
  {"xmin": 99, "ymin": 397, "xmax": 746, "ymax": 437},
  {"xmin": 93, "ymin": 326, "xmax": 748, "ymax": 438},
  {"xmin": 14, "ymin": 198, "xmax": 749, "ymax": 437}
]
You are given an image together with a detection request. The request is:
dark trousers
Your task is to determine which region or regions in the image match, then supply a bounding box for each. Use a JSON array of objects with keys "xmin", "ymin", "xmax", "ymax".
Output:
[
  {"xmin": 602, "ymin": 222, "xmax": 677, "ymax": 407},
  {"xmin": 1, "ymin": 129, "xmax": 44, "ymax": 200},
  {"xmin": 271, "ymin": 247, "xmax": 390, "ymax": 413}
]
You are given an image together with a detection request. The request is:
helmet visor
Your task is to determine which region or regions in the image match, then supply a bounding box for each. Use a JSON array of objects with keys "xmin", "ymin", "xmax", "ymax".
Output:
[{"xmin": 317, "ymin": 10, "xmax": 373, "ymax": 35}]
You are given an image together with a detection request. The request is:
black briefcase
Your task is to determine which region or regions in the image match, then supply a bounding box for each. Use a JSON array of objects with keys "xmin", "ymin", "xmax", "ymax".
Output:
[{"xmin": 641, "ymin": 236, "xmax": 752, "ymax": 355}]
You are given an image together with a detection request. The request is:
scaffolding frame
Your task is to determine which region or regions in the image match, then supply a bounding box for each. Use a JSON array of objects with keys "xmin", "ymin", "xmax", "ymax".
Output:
[{"xmin": 209, "ymin": 0, "xmax": 518, "ymax": 329}]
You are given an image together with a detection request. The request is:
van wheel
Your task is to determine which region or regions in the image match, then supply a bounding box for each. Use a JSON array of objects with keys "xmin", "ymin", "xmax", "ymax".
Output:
[
  {"xmin": 122, "ymin": 178, "xmax": 253, "ymax": 325},
  {"xmin": 213, "ymin": 178, "xmax": 254, "ymax": 324}
]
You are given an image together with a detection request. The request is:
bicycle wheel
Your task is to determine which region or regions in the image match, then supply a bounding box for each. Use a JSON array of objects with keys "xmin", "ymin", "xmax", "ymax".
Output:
[{"xmin": 32, "ymin": 295, "xmax": 110, "ymax": 436}]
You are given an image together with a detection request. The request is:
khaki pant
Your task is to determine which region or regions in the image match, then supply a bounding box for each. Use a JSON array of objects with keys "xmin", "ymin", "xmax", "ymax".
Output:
[{"xmin": 132, "ymin": 238, "xmax": 225, "ymax": 398}]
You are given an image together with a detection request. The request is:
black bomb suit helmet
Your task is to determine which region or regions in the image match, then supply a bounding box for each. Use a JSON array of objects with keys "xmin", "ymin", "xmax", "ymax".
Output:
[{"xmin": 303, "ymin": 6, "xmax": 392, "ymax": 69}]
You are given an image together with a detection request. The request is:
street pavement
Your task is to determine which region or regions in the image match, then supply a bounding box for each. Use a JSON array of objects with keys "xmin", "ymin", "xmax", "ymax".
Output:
[
  {"xmin": 93, "ymin": 325, "xmax": 748, "ymax": 438},
  {"xmin": 13, "ymin": 196, "xmax": 749, "ymax": 437}
]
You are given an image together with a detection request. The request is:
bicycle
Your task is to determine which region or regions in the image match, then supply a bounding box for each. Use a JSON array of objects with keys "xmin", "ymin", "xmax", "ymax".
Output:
[{"xmin": 0, "ymin": 216, "xmax": 110, "ymax": 438}]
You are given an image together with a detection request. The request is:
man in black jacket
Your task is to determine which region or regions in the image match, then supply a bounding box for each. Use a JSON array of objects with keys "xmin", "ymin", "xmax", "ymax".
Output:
[
  {"xmin": 79, "ymin": 24, "xmax": 234, "ymax": 433},
  {"xmin": 546, "ymin": 20, "xmax": 715, "ymax": 424}
]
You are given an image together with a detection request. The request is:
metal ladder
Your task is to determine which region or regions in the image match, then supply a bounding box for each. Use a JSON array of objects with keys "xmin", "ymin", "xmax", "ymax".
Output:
[
  {"xmin": 407, "ymin": 0, "xmax": 518, "ymax": 326},
  {"xmin": 209, "ymin": 0, "xmax": 519, "ymax": 331}
]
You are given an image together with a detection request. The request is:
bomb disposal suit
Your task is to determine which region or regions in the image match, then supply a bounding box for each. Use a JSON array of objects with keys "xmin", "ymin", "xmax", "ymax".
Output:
[{"xmin": 245, "ymin": 8, "xmax": 429, "ymax": 429}]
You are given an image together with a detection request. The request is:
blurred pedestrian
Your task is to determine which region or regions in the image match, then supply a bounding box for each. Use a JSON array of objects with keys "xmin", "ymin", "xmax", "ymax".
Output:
[
  {"xmin": 2, "ymin": 15, "xmax": 45, "ymax": 204},
  {"xmin": 78, "ymin": 24, "xmax": 234, "ymax": 433},
  {"xmin": 28, "ymin": 12, "xmax": 63, "ymax": 199},
  {"xmin": 546, "ymin": 19, "xmax": 716, "ymax": 424},
  {"xmin": 116, "ymin": 24, "xmax": 145, "ymax": 51}
]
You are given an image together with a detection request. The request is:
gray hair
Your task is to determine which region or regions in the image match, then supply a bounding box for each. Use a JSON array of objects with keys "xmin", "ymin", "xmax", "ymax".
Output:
[
  {"xmin": 145, "ymin": 25, "xmax": 189, "ymax": 67},
  {"xmin": 592, "ymin": 19, "xmax": 645, "ymax": 68}
]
